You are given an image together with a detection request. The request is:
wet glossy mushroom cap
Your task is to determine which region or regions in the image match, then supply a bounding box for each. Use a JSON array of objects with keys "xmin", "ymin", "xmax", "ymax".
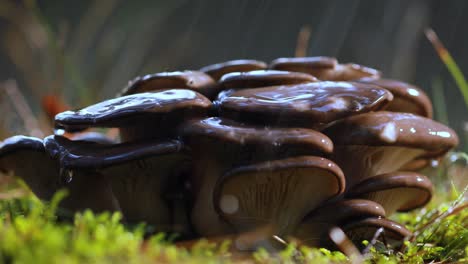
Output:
[
  {"xmin": 342, "ymin": 217, "xmax": 412, "ymax": 248},
  {"xmin": 359, "ymin": 78, "xmax": 433, "ymax": 118},
  {"xmin": 0, "ymin": 135, "xmax": 120, "ymax": 213},
  {"xmin": 179, "ymin": 117, "xmax": 334, "ymax": 236},
  {"xmin": 346, "ymin": 171, "xmax": 433, "ymax": 215},
  {"xmin": 200, "ymin": 59, "xmax": 268, "ymax": 80},
  {"xmin": 55, "ymin": 90, "xmax": 212, "ymax": 141},
  {"xmin": 180, "ymin": 117, "xmax": 334, "ymax": 158},
  {"xmin": 270, "ymin": 57, "xmax": 338, "ymax": 73},
  {"xmin": 270, "ymin": 57, "xmax": 380, "ymax": 81},
  {"xmin": 0, "ymin": 136, "xmax": 58, "ymax": 200},
  {"xmin": 213, "ymin": 156, "xmax": 345, "ymax": 242},
  {"xmin": 44, "ymin": 135, "xmax": 190, "ymax": 231},
  {"xmin": 322, "ymin": 111, "xmax": 459, "ymax": 188},
  {"xmin": 219, "ymin": 70, "xmax": 317, "ymax": 89},
  {"xmin": 120, "ymin": 71, "xmax": 216, "ymax": 98},
  {"xmin": 294, "ymin": 199, "xmax": 386, "ymax": 247},
  {"xmin": 218, "ymin": 82, "xmax": 393, "ymax": 128}
]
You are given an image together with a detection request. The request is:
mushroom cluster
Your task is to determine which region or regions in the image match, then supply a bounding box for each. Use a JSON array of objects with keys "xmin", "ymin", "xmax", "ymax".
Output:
[{"xmin": 0, "ymin": 57, "xmax": 459, "ymax": 251}]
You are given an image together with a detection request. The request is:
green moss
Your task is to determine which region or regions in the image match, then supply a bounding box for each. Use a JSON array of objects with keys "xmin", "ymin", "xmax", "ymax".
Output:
[{"xmin": 0, "ymin": 158, "xmax": 467, "ymax": 263}]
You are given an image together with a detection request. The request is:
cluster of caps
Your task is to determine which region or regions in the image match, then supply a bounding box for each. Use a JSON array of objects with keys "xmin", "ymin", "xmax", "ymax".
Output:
[{"xmin": 0, "ymin": 57, "xmax": 459, "ymax": 252}]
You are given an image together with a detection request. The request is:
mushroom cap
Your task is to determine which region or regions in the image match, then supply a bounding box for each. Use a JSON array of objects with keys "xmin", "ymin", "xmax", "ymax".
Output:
[
  {"xmin": 180, "ymin": 118, "xmax": 334, "ymax": 237},
  {"xmin": 323, "ymin": 111, "xmax": 458, "ymax": 189},
  {"xmin": 219, "ymin": 70, "xmax": 317, "ymax": 89},
  {"xmin": 44, "ymin": 135, "xmax": 190, "ymax": 229},
  {"xmin": 346, "ymin": 171, "xmax": 433, "ymax": 214},
  {"xmin": 359, "ymin": 78, "xmax": 433, "ymax": 118},
  {"xmin": 270, "ymin": 56, "xmax": 338, "ymax": 72},
  {"xmin": 179, "ymin": 117, "xmax": 333, "ymax": 155},
  {"xmin": 120, "ymin": 71, "xmax": 216, "ymax": 97},
  {"xmin": 55, "ymin": 90, "xmax": 212, "ymax": 131},
  {"xmin": 200, "ymin": 59, "xmax": 268, "ymax": 80},
  {"xmin": 0, "ymin": 136, "xmax": 121, "ymax": 213},
  {"xmin": 217, "ymin": 81, "xmax": 393, "ymax": 127},
  {"xmin": 44, "ymin": 135, "xmax": 184, "ymax": 170},
  {"xmin": 323, "ymin": 111, "xmax": 459, "ymax": 152},
  {"xmin": 0, "ymin": 135, "xmax": 44, "ymax": 156},
  {"xmin": 294, "ymin": 199, "xmax": 386, "ymax": 247},
  {"xmin": 0, "ymin": 136, "xmax": 58, "ymax": 200},
  {"xmin": 213, "ymin": 156, "xmax": 345, "ymax": 236},
  {"xmin": 270, "ymin": 57, "xmax": 380, "ymax": 81},
  {"xmin": 303, "ymin": 199, "xmax": 386, "ymax": 224},
  {"xmin": 342, "ymin": 217, "xmax": 412, "ymax": 247}
]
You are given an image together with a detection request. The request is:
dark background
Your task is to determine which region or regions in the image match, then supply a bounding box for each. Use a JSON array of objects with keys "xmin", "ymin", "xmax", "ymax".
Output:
[{"xmin": 0, "ymin": 0, "xmax": 467, "ymax": 148}]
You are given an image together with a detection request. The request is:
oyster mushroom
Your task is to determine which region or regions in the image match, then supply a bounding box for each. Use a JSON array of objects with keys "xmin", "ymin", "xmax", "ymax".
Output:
[
  {"xmin": 341, "ymin": 217, "xmax": 412, "ymax": 248},
  {"xmin": 120, "ymin": 71, "xmax": 217, "ymax": 98},
  {"xmin": 219, "ymin": 70, "xmax": 317, "ymax": 89},
  {"xmin": 213, "ymin": 156, "xmax": 345, "ymax": 250},
  {"xmin": 200, "ymin": 59, "xmax": 267, "ymax": 81},
  {"xmin": 322, "ymin": 111, "xmax": 459, "ymax": 189},
  {"xmin": 44, "ymin": 135, "xmax": 190, "ymax": 232},
  {"xmin": 216, "ymin": 70, "xmax": 317, "ymax": 101},
  {"xmin": 346, "ymin": 171, "xmax": 433, "ymax": 215},
  {"xmin": 0, "ymin": 135, "xmax": 120, "ymax": 213},
  {"xmin": 270, "ymin": 57, "xmax": 380, "ymax": 81},
  {"xmin": 55, "ymin": 89, "xmax": 212, "ymax": 141},
  {"xmin": 0, "ymin": 136, "xmax": 58, "ymax": 200},
  {"xmin": 217, "ymin": 82, "xmax": 393, "ymax": 128},
  {"xmin": 359, "ymin": 78, "xmax": 433, "ymax": 118},
  {"xmin": 179, "ymin": 117, "xmax": 334, "ymax": 236},
  {"xmin": 295, "ymin": 199, "xmax": 386, "ymax": 247}
]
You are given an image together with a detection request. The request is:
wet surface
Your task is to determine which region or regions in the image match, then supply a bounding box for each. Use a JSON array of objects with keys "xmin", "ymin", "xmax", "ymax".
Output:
[
  {"xmin": 200, "ymin": 59, "xmax": 268, "ymax": 80},
  {"xmin": 55, "ymin": 90, "xmax": 212, "ymax": 129},
  {"xmin": 219, "ymin": 70, "xmax": 317, "ymax": 89},
  {"xmin": 44, "ymin": 135, "xmax": 183, "ymax": 170},
  {"xmin": 180, "ymin": 117, "xmax": 333, "ymax": 153},
  {"xmin": 121, "ymin": 71, "xmax": 216, "ymax": 96},
  {"xmin": 218, "ymin": 81, "xmax": 393, "ymax": 126},
  {"xmin": 358, "ymin": 78, "xmax": 433, "ymax": 118},
  {"xmin": 323, "ymin": 111, "xmax": 459, "ymax": 151}
]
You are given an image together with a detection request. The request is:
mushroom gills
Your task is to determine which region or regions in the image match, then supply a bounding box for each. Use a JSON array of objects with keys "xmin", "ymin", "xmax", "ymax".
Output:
[
  {"xmin": 294, "ymin": 199, "xmax": 386, "ymax": 247},
  {"xmin": 105, "ymin": 152, "xmax": 190, "ymax": 231},
  {"xmin": 342, "ymin": 217, "xmax": 412, "ymax": 249},
  {"xmin": 215, "ymin": 156, "xmax": 345, "ymax": 244},
  {"xmin": 332, "ymin": 145, "xmax": 425, "ymax": 189},
  {"xmin": 346, "ymin": 172, "xmax": 433, "ymax": 215}
]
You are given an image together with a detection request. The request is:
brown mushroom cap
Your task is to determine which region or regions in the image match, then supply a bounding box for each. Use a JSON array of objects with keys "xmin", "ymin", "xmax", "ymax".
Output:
[
  {"xmin": 323, "ymin": 111, "xmax": 459, "ymax": 188},
  {"xmin": 219, "ymin": 70, "xmax": 317, "ymax": 89},
  {"xmin": 55, "ymin": 90, "xmax": 212, "ymax": 141},
  {"xmin": 342, "ymin": 217, "xmax": 412, "ymax": 248},
  {"xmin": 0, "ymin": 136, "xmax": 58, "ymax": 200},
  {"xmin": 120, "ymin": 71, "xmax": 217, "ymax": 98},
  {"xmin": 270, "ymin": 57, "xmax": 338, "ymax": 72},
  {"xmin": 213, "ymin": 156, "xmax": 344, "ymax": 249},
  {"xmin": 294, "ymin": 199, "xmax": 386, "ymax": 247},
  {"xmin": 179, "ymin": 117, "xmax": 335, "ymax": 236},
  {"xmin": 0, "ymin": 135, "xmax": 120, "ymax": 213},
  {"xmin": 180, "ymin": 117, "xmax": 333, "ymax": 156},
  {"xmin": 346, "ymin": 171, "xmax": 433, "ymax": 215},
  {"xmin": 270, "ymin": 57, "xmax": 380, "ymax": 81},
  {"xmin": 218, "ymin": 81, "xmax": 393, "ymax": 128},
  {"xmin": 44, "ymin": 135, "xmax": 190, "ymax": 231},
  {"xmin": 200, "ymin": 59, "xmax": 268, "ymax": 80},
  {"xmin": 359, "ymin": 78, "xmax": 433, "ymax": 118}
]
